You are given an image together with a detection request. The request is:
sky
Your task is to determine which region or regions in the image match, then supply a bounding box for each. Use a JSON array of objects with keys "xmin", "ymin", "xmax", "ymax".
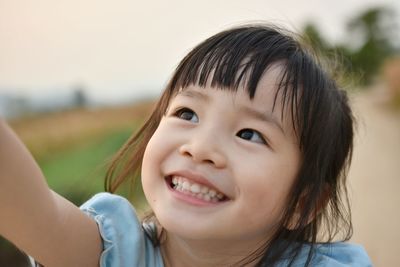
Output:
[{"xmin": 0, "ymin": 0, "xmax": 399, "ymax": 103}]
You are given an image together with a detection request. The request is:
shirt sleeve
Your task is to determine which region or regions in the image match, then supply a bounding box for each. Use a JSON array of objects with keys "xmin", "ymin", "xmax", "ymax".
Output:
[{"xmin": 80, "ymin": 192, "xmax": 148, "ymax": 267}]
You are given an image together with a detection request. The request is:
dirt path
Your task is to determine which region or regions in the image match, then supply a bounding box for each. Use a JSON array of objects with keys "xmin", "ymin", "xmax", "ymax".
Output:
[{"xmin": 349, "ymin": 86, "xmax": 400, "ymax": 267}]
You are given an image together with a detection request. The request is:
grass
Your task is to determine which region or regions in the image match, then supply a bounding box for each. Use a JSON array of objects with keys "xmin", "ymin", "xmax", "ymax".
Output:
[
  {"xmin": 0, "ymin": 127, "xmax": 147, "ymax": 265},
  {"xmin": 1, "ymin": 103, "xmax": 153, "ymax": 265},
  {"xmin": 39, "ymin": 127, "xmax": 143, "ymax": 205},
  {"xmin": 8, "ymin": 102, "xmax": 155, "ymax": 206}
]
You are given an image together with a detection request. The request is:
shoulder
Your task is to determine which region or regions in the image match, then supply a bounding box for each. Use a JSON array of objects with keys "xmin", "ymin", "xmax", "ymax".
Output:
[
  {"xmin": 80, "ymin": 192, "xmax": 138, "ymax": 225},
  {"xmin": 278, "ymin": 241, "xmax": 372, "ymax": 267},
  {"xmin": 313, "ymin": 242, "xmax": 372, "ymax": 267},
  {"xmin": 304, "ymin": 242, "xmax": 372, "ymax": 267},
  {"xmin": 80, "ymin": 193, "xmax": 163, "ymax": 267}
]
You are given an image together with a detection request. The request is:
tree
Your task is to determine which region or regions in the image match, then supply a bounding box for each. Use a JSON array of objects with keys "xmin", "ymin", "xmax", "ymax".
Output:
[
  {"xmin": 303, "ymin": 23, "xmax": 329, "ymax": 53},
  {"xmin": 72, "ymin": 85, "xmax": 88, "ymax": 108},
  {"xmin": 346, "ymin": 7, "xmax": 398, "ymax": 85},
  {"xmin": 302, "ymin": 6, "xmax": 399, "ymax": 86}
]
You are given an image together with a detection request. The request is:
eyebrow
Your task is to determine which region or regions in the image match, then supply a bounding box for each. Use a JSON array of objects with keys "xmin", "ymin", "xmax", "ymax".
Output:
[
  {"xmin": 240, "ymin": 106, "xmax": 285, "ymax": 134},
  {"xmin": 178, "ymin": 89, "xmax": 210, "ymax": 102}
]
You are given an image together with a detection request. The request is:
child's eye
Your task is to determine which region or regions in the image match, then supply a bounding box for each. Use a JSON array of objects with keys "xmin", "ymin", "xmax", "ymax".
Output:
[
  {"xmin": 174, "ymin": 108, "xmax": 199, "ymax": 123},
  {"xmin": 237, "ymin": 129, "xmax": 267, "ymax": 145}
]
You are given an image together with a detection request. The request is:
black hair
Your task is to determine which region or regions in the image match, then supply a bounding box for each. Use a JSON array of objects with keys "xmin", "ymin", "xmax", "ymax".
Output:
[{"xmin": 106, "ymin": 24, "xmax": 354, "ymax": 266}]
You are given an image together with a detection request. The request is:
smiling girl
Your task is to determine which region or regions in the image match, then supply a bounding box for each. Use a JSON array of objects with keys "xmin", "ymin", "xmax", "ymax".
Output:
[{"xmin": 0, "ymin": 24, "xmax": 371, "ymax": 266}]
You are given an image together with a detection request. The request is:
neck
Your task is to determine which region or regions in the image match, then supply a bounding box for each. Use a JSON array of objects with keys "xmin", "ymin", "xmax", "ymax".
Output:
[{"xmin": 160, "ymin": 232, "xmax": 265, "ymax": 267}]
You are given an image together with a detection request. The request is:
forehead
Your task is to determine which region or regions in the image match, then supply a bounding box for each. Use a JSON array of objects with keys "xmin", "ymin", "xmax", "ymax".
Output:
[
  {"xmin": 246, "ymin": 64, "xmax": 285, "ymax": 107},
  {"xmin": 177, "ymin": 62, "xmax": 286, "ymax": 101}
]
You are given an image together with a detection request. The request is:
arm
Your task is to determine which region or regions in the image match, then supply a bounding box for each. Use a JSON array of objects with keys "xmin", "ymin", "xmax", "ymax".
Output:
[{"xmin": 0, "ymin": 118, "xmax": 102, "ymax": 267}]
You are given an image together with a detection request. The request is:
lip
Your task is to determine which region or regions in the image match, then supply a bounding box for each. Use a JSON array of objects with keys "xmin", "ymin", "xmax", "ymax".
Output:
[
  {"xmin": 166, "ymin": 181, "xmax": 223, "ymax": 206},
  {"xmin": 166, "ymin": 170, "xmax": 225, "ymax": 196},
  {"xmin": 164, "ymin": 170, "xmax": 231, "ymax": 206}
]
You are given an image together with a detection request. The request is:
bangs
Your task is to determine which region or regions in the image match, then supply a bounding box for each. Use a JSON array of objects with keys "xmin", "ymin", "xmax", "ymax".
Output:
[
  {"xmin": 170, "ymin": 26, "xmax": 298, "ymax": 98},
  {"xmin": 164, "ymin": 25, "xmax": 334, "ymax": 149},
  {"xmin": 168, "ymin": 25, "xmax": 304, "ymax": 137}
]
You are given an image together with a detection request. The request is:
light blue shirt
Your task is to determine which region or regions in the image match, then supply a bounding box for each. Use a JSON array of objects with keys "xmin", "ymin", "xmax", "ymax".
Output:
[
  {"xmin": 80, "ymin": 193, "xmax": 163, "ymax": 267},
  {"xmin": 80, "ymin": 193, "xmax": 372, "ymax": 267}
]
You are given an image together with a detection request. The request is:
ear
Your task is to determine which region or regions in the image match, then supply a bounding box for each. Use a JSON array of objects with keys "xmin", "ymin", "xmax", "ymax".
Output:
[{"xmin": 285, "ymin": 185, "xmax": 330, "ymax": 230}]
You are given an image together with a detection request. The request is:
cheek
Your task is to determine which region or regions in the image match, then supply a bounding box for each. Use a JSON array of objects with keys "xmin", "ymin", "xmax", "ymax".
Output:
[
  {"xmin": 238, "ymin": 184, "xmax": 292, "ymax": 236},
  {"xmin": 141, "ymin": 142, "xmax": 155, "ymax": 202},
  {"xmin": 142, "ymin": 137, "xmax": 155, "ymax": 176},
  {"xmin": 141, "ymin": 123, "xmax": 176, "ymax": 193},
  {"xmin": 243, "ymin": 181, "xmax": 287, "ymax": 214},
  {"xmin": 235, "ymin": 157, "xmax": 298, "ymax": 223},
  {"xmin": 141, "ymin": 129, "xmax": 165, "ymax": 194},
  {"xmin": 142, "ymin": 125, "xmax": 166, "ymax": 171}
]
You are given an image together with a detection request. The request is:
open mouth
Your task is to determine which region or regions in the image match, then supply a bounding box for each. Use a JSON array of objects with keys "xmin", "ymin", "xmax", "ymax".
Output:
[{"xmin": 166, "ymin": 175, "xmax": 229, "ymax": 203}]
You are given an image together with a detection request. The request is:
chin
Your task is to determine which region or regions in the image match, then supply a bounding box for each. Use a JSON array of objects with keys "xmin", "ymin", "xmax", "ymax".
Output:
[{"xmin": 155, "ymin": 211, "xmax": 221, "ymax": 240}]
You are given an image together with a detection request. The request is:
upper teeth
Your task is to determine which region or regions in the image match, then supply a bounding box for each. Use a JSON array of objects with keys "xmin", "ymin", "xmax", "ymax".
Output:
[{"xmin": 172, "ymin": 176, "xmax": 225, "ymax": 202}]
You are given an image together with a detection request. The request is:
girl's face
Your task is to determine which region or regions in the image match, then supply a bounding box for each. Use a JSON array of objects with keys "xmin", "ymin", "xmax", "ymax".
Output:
[{"xmin": 141, "ymin": 66, "xmax": 301, "ymax": 246}]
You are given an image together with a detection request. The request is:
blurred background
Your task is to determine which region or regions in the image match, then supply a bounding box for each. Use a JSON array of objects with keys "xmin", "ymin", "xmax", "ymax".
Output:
[{"xmin": 1, "ymin": 0, "xmax": 399, "ymax": 266}]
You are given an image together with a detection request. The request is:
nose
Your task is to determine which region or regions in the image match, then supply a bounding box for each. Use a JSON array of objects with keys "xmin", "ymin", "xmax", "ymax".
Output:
[{"xmin": 178, "ymin": 130, "xmax": 227, "ymax": 168}]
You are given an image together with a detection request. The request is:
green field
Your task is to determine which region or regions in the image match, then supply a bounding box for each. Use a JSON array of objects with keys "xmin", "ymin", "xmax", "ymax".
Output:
[
  {"xmin": 1, "ymin": 104, "xmax": 153, "ymax": 266},
  {"xmin": 39, "ymin": 128, "xmax": 146, "ymax": 206}
]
